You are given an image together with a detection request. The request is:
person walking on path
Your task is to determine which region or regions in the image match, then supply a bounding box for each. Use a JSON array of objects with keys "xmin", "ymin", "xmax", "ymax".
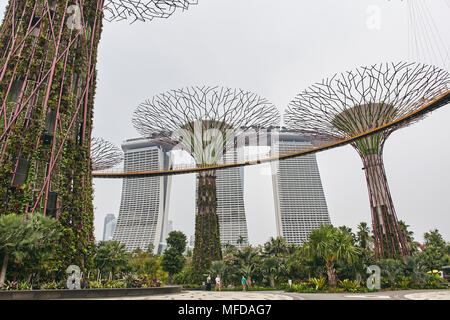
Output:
[
  {"xmin": 206, "ymin": 275, "xmax": 211, "ymax": 291},
  {"xmin": 215, "ymin": 275, "xmax": 221, "ymax": 291},
  {"xmin": 241, "ymin": 276, "xmax": 247, "ymax": 292}
]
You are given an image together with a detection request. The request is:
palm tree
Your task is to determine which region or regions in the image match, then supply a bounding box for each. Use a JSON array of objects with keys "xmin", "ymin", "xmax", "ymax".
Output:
[
  {"xmin": 25, "ymin": 214, "xmax": 61, "ymax": 282},
  {"xmin": 223, "ymin": 242, "xmax": 238, "ymax": 256},
  {"xmin": 264, "ymin": 237, "xmax": 289, "ymax": 258},
  {"xmin": 239, "ymin": 264, "xmax": 255, "ymax": 287},
  {"xmin": 379, "ymin": 259, "xmax": 402, "ymax": 287},
  {"xmin": 209, "ymin": 260, "xmax": 227, "ymax": 282},
  {"xmin": 261, "ymin": 257, "xmax": 281, "ymax": 288},
  {"xmin": 398, "ymin": 220, "xmax": 420, "ymax": 255},
  {"xmin": 236, "ymin": 236, "xmax": 245, "ymax": 247},
  {"xmin": 0, "ymin": 213, "xmax": 59, "ymax": 287},
  {"xmin": 94, "ymin": 241, "xmax": 129, "ymax": 278},
  {"xmin": 356, "ymin": 222, "xmax": 373, "ymax": 251},
  {"xmin": 236, "ymin": 246, "xmax": 258, "ymax": 263},
  {"xmin": 302, "ymin": 224, "xmax": 362, "ymax": 287},
  {"xmin": 0, "ymin": 214, "xmax": 29, "ymax": 287},
  {"xmin": 403, "ymin": 256, "xmax": 428, "ymax": 287}
]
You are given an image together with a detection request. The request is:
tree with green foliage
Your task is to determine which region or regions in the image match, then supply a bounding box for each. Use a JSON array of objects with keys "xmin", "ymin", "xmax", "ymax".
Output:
[
  {"xmin": 0, "ymin": 213, "xmax": 61, "ymax": 287},
  {"xmin": 168, "ymin": 223, "xmax": 450, "ymax": 290},
  {"xmin": 239, "ymin": 264, "xmax": 256, "ymax": 287},
  {"xmin": 209, "ymin": 260, "xmax": 227, "ymax": 281},
  {"xmin": 223, "ymin": 243, "xmax": 239, "ymax": 256},
  {"xmin": 424, "ymin": 229, "xmax": 447, "ymax": 248},
  {"xmin": 22, "ymin": 214, "xmax": 62, "ymax": 283},
  {"xmin": 0, "ymin": 214, "xmax": 32, "ymax": 287},
  {"xmin": 129, "ymin": 250, "xmax": 161, "ymax": 278},
  {"xmin": 356, "ymin": 222, "xmax": 373, "ymax": 251},
  {"xmin": 263, "ymin": 237, "xmax": 289, "ymax": 259},
  {"xmin": 419, "ymin": 229, "xmax": 450, "ymax": 271},
  {"xmin": 166, "ymin": 231, "xmax": 187, "ymax": 255},
  {"xmin": 378, "ymin": 258, "xmax": 403, "ymax": 287},
  {"xmin": 301, "ymin": 224, "xmax": 362, "ymax": 287},
  {"xmin": 398, "ymin": 220, "xmax": 420, "ymax": 255},
  {"xmin": 402, "ymin": 255, "xmax": 429, "ymax": 287},
  {"xmin": 161, "ymin": 248, "xmax": 185, "ymax": 284},
  {"xmin": 161, "ymin": 231, "xmax": 188, "ymax": 284},
  {"xmin": 339, "ymin": 226, "xmax": 358, "ymax": 244},
  {"xmin": 261, "ymin": 256, "xmax": 285, "ymax": 287},
  {"xmin": 94, "ymin": 241, "xmax": 130, "ymax": 278}
]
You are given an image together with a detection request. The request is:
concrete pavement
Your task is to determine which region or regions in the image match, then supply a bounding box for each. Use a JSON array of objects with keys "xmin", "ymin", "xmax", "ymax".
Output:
[{"xmin": 91, "ymin": 289, "xmax": 449, "ymax": 300}]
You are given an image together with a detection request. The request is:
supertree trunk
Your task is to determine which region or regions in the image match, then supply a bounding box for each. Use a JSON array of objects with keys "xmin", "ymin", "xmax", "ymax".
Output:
[
  {"xmin": 193, "ymin": 169, "xmax": 222, "ymax": 273},
  {"xmin": 132, "ymin": 87, "xmax": 279, "ymax": 271},
  {"xmin": 0, "ymin": 0, "xmax": 104, "ymax": 272},
  {"xmin": 361, "ymin": 152, "xmax": 409, "ymax": 259}
]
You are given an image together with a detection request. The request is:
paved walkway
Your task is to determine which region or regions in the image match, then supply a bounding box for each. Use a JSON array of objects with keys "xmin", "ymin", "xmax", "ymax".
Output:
[
  {"xmin": 93, "ymin": 289, "xmax": 449, "ymax": 300},
  {"xmin": 101, "ymin": 290, "xmax": 294, "ymax": 300},
  {"xmin": 287, "ymin": 289, "xmax": 450, "ymax": 300},
  {"xmin": 404, "ymin": 290, "xmax": 450, "ymax": 300}
]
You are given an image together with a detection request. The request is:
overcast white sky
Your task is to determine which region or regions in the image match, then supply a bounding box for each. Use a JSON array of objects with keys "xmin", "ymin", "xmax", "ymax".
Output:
[{"xmin": 2, "ymin": 1, "xmax": 448, "ymax": 245}]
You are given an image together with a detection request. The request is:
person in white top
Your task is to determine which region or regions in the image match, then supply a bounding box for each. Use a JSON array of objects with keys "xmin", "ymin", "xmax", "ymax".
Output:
[{"xmin": 215, "ymin": 275, "xmax": 221, "ymax": 291}]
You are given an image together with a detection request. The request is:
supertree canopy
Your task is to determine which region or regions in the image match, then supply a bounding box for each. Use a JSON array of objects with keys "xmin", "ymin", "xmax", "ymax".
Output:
[
  {"xmin": 103, "ymin": 0, "xmax": 198, "ymax": 23},
  {"xmin": 90, "ymin": 137, "xmax": 123, "ymax": 171},
  {"xmin": 0, "ymin": 0, "xmax": 197, "ymax": 272},
  {"xmin": 285, "ymin": 62, "xmax": 449, "ymax": 259},
  {"xmin": 133, "ymin": 86, "xmax": 280, "ymax": 273}
]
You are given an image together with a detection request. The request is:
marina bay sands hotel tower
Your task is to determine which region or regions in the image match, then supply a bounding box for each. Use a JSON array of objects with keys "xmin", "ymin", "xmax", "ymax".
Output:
[
  {"xmin": 112, "ymin": 137, "xmax": 173, "ymax": 253},
  {"xmin": 113, "ymin": 136, "xmax": 249, "ymax": 253},
  {"xmin": 113, "ymin": 130, "xmax": 330, "ymax": 252},
  {"xmin": 270, "ymin": 129, "xmax": 331, "ymax": 244}
]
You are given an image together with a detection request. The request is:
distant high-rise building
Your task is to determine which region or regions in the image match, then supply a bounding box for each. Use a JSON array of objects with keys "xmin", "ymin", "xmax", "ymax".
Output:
[
  {"xmin": 113, "ymin": 138, "xmax": 172, "ymax": 253},
  {"xmin": 196, "ymin": 149, "xmax": 249, "ymax": 249},
  {"xmin": 187, "ymin": 235, "xmax": 195, "ymax": 251},
  {"xmin": 271, "ymin": 130, "xmax": 331, "ymax": 245},
  {"xmin": 103, "ymin": 214, "xmax": 117, "ymax": 241}
]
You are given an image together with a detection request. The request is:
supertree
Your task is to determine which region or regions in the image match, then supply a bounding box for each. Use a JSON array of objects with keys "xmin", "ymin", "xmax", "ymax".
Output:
[
  {"xmin": 103, "ymin": 0, "xmax": 197, "ymax": 23},
  {"xmin": 90, "ymin": 137, "xmax": 123, "ymax": 171},
  {"xmin": 285, "ymin": 62, "xmax": 449, "ymax": 259},
  {"xmin": 0, "ymin": 0, "xmax": 197, "ymax": 271},
  {"xmin": 133, "ymin": 86, "xmax": 280, "ymax": 273}
]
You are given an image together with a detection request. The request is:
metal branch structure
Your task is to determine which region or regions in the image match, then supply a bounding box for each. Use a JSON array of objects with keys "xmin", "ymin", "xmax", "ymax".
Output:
[
  {"xmin": 90, "ymin": 137, "xmax": 123, "ymax": 171},
  {"xmin": 285, "ymin": 62, "xmax": 450, "ymax": 259},
  {"xmin": 133, "ymin": 86, "xmax": 280, "ymax": 273},
  {"xmin": 0, "ymin": 0, "xmax": 197, "ymax": 271},
  {"xmin": 103, "ymin": 0, "xmax": 198, "ymax": 23}
]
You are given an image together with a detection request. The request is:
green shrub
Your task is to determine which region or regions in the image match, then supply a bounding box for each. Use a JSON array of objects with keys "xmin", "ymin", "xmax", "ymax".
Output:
[
  {"xmin": 39, "ymin": 281, "xmax": 60, "ymax": 290},
  {"xmin": 423, "ymin": 274, "xmax": 444, "ymax": 289},
  {"xmin": 309, "ymin": 277, "xmax": 326, "ymax": 291},
  {"xmin": 124, "ymin": 274, "xmax": 161, "ymax": 288},
  {"xmin": 396, "ymin": 276, "xmax": 411, "ymax": 290},
  {"xmin": 338, "ymin": 279, "xmax": 358, "ymax": 292},
  {"xmin": 424, "ymin": 280, "xmax": 441, "ymax": 289},
  {"xmin": 1, "ymin": 281, "xmax": 32, "ymax": 291},
  {"xmin": 290, "ymin": 283, "xmax": 317, "ymax": 293},
  {"xmin": 2, "ymin": 281, "xmax": 18, "ymax": 290},
  {"xmin": 17, "ymin": 281, "xmax": 32, "ymax": 290},
  {"xmin": 103, "ymin": 280, "xmax": 127, "ymax": 289},
  {"xmin": 88, "ymin": 281, "xmax": 103, "ymax": 289}
]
